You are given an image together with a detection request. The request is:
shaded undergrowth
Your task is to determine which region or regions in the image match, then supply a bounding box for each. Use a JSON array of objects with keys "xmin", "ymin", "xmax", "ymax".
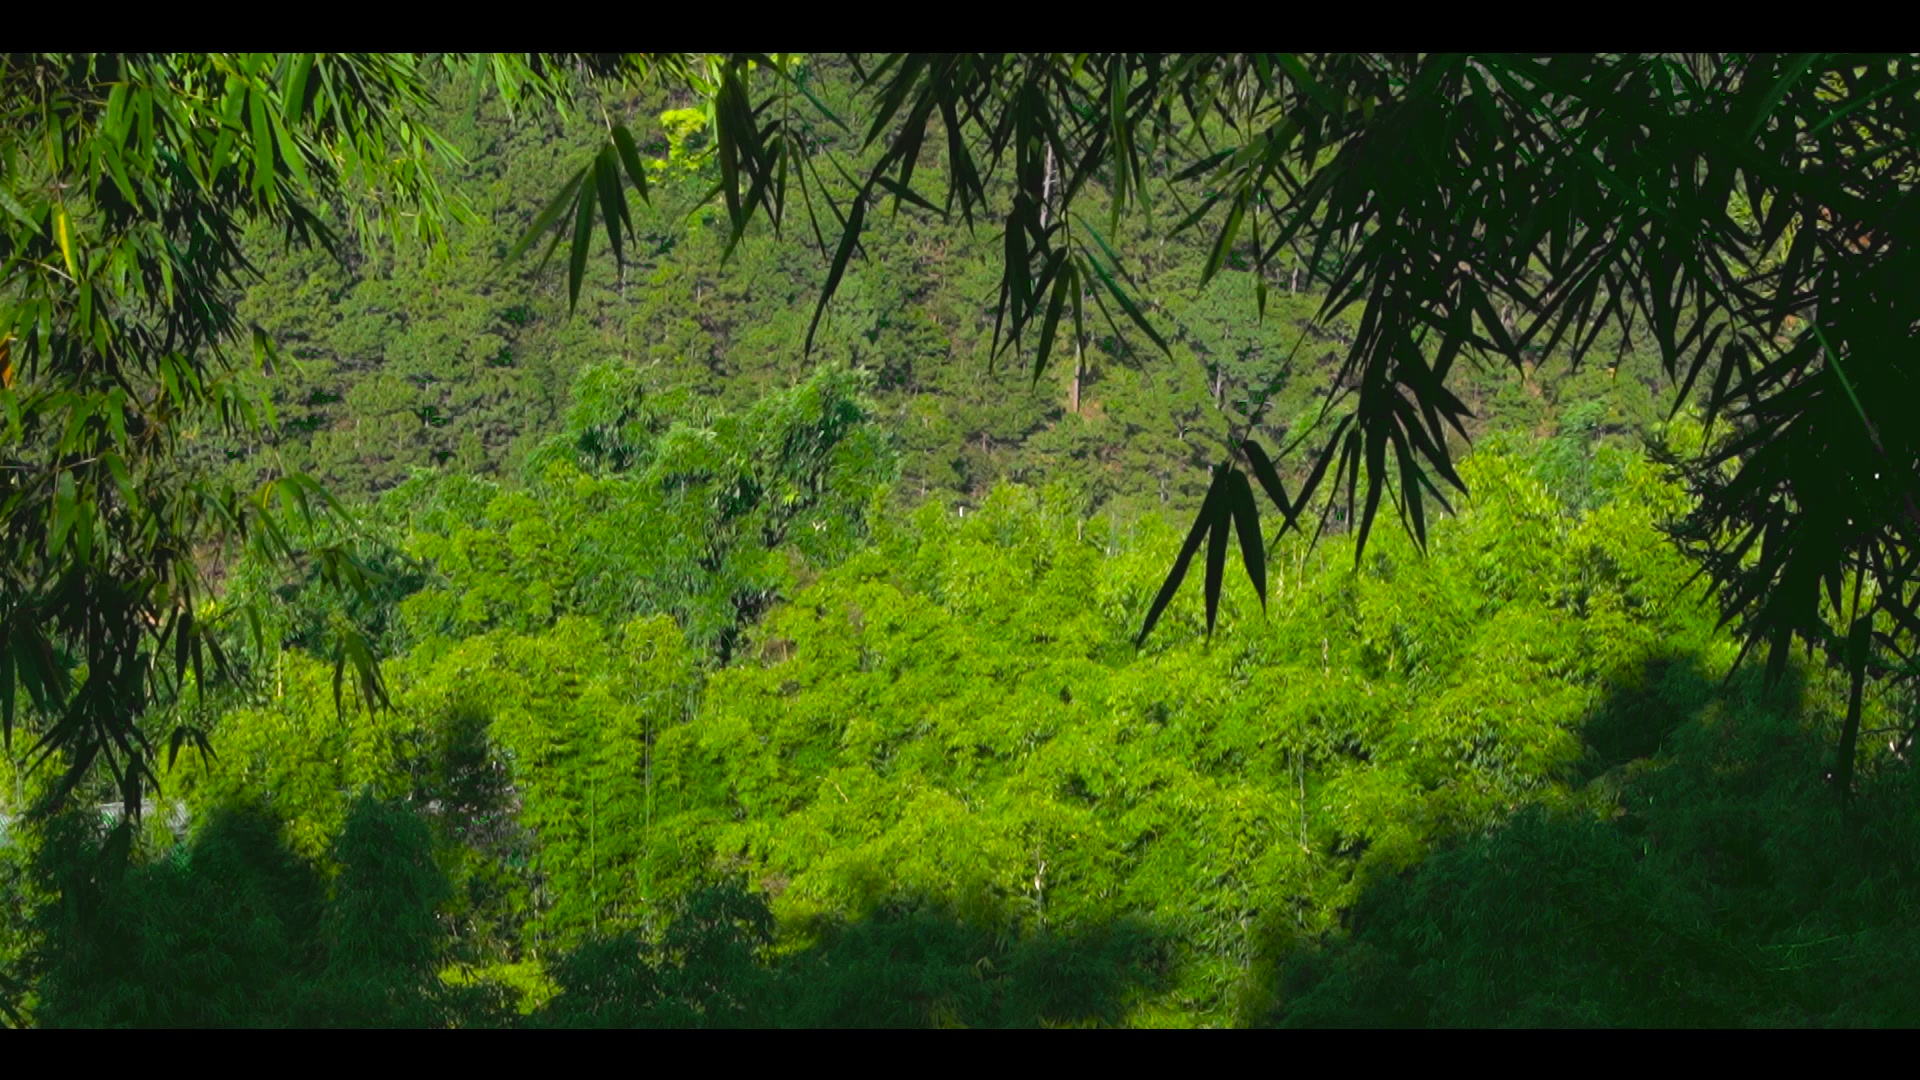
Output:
[
  {"xmin": 1263, "ymin": 653, "xmax": 1920, "ymax": 1028},
  {"xmin": 5, "ymin": 798, "xmax": 1173, "ymax": 1028},
  {"xmin": 12, "ymin": 649, "xmax": 1917, "ymax": 1028}
]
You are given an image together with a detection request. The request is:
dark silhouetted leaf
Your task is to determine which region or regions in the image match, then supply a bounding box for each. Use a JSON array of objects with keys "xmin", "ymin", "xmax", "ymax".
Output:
[
  {"xmin": 594, "ymin": 145, "xmax": 628, "ymax": 268},
  {"xmin": 1204, "ymin": 465, "xmax": 1233, "ymax": 637},
  {"xmin": 1227, "ymin": 467, "xmax": 1267, "ymax": 611},
  {"xmin": 567, "ymin": 164, "xmax": 596, "ymax": 311},
  {"xmin": 1081, "ymin": 226, "xmax": 1170, "ymax": 356},
  {"xmin": 1137, "ymin": 465, "xmax": 1226, "ymax": 647},
  {"xmin": 1032, "ymin": 257, "xmax": 1071, "ymax": 386},
  {"xmin": 1242, "ymin": 439, "xmax": 1292, "ymax": 520},
  {"xmin": 805, "ymin": 184, "xmax": 868, "ymax": 355},
  {"xmin": 610, "ymin": 125, "xmax": 651, "ymax": 205},
  {"xmin": 507, "ymin": 166, "xmax": 585, "ymax": 267}
]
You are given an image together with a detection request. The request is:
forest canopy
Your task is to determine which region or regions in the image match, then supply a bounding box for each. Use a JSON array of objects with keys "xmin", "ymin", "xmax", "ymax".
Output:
[{"xmin": 2, "ymin": 53, "xmax": 1918, "ymax": 1028}]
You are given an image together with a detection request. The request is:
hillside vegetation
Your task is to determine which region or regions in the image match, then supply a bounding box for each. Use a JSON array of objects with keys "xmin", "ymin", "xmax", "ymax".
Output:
[{"xmin": 4, "ymin": 56, "xmax": 1916, "ymax": 1028}]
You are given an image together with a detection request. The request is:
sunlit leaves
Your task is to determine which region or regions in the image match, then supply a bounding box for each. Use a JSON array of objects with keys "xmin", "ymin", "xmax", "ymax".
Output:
[
  {"xmin": 379, "ymin": 365, "xmax": 891, "ymax": 664},
  {"xmin": 10, "ymin": 49, "xmax": 1919, "ymax": 825}
]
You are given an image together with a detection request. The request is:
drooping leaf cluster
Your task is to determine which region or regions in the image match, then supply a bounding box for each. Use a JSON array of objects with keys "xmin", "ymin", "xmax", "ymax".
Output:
[
  {"xmin": 518, "ymin": 55, "xmax": 1920, "ymax": 790},
  {"xmin": 0, "ymin": 53, "xmax": 527, "ymax": 817}
]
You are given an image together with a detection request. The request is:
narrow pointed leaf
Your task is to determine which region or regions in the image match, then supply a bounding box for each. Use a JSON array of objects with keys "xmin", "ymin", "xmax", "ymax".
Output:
[
  {"xmin": 805, "ymin": 185, "xmax": 867, "ymax": 355},
  {"xmin": 1, "ymin": 648, "xmax": 13, "ymax": 750},
  {"xmin": 567, "ymin": 166, "xmax": 596, "ymax": 311},
  {"xmin": 168, "ymin": 725, "xmax": 189, "ymax": 771},
  {"xmin": 1204, "ymin": 466, "xmax": 1233, "ymax": 637},
  {"xmin": 284, "ymin": 53, "xmax": 314, "ymax": 122},
  {"xmin": 874, "ymin": 176, "xmax": 944, "ymax": 217},
  {"xmin": 593, "ymin": 146, "xmax": 627, "ymax": 268},
  {"xmin": 1242, "ymin": 438, "xmax": 1292, "ymax": 518},
  {"xmin": 174, "ymin": 610, "xmax": 193, "ymax": 690},
  {"xmin": 1285, "ymin": 413, "xmax": 1352, "ymax": 537},
  {"xmin": 1744, "ymin": 54, "xmax": 1821, "ymax": 140},
  {"xmin": 507, "ymin": 167, "xmax": 585, "ymax": 265},
  {"xmin": 1227, "ymin": 468, "xmax": 1268, "ymax": 611},
  {"xmin": 1083, "ymin": 238, "xmax": 1171, "ymax": 356},
  {"xmin": 249, "ymin": 88, "xmax": 273, "ymax": 196},
  {"xmin": 610, "ymin": 125, "xmax": 652, "ymax": 204},
  {"xmin": 1354, "ymin": 425, "xmax": 1389, "ymax": 567},
  {"xmin": 1032, "ymin": 256, "xmax": 1071, "ymax": 386},
  {"xmin": 55, "ymin": 207, "xmax": 76, "ymax": 279},
  {"xmin": 1137, "ymin": 465, "xmax": 1227, "ymax": 647},
  {"xmin": 333, "ymin": 643, "xmax": 348, "ymax": 719},
  {"xmin": 1202, "ymin": 189, "xmax": 1248, "ymax": 286}
]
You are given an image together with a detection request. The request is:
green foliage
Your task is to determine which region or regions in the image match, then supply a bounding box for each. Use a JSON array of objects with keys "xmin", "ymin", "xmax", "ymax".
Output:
[
  {"xmin": 10, "ymin": 52, "xmax": 1920, "ymax": 1028},
  {"xmin": 0, "ymin": 52, "xmax": 543, "ymax": 813},
  {"xmin": 540, "ymin": 436, "xmax": 1727, "ymax": 1022},
  {"xmin": 12, "ymin": 50, "xmax": 1918, "ymax": 841},
  {"xmin": 16, "ymin": 793, "xmax": 501, "ymax": 1027},
  {"xmin": 13, "ymin": 430, "xmax": 1920, "ymax": 1026},
  {"xmin": 390, "ymin": 362, "xmax": 894, "ymax": 659},
  {"xmin": 169, "ymin": 616, "xmax": 693, "ymax": 956},
  {"xmin": 530, "ymin": 883, "xmax": 1170, "ymax": 1028},
  {"xmin": 1272, "ymin": 667, "xmax": 1920, "ymax": 1028},
  {"xmin": 533, "ymin": 883, "xmax": 778, "ymax": 1028},
  {"xmin": 521, "ymin": 54, "xmax": 1920, "ymax": 795}
]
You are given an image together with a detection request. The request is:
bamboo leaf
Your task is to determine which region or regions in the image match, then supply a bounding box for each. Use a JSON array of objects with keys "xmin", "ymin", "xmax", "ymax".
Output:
[
  {"xmin": 272, "ymin": 109, "xmax": 310, "ymax": 192},
  {"xmin": 1082, "ymin": 232, "xmax": 1171, "ymax": 356},
  {"xmin": 1228, "ymin": 467, "xmax": 1268, "ymax": 611},
  {"xmin": 1033, "ymin": 258, "xmax": 1071, "ymax": 386},
  {"xmin": 594, "ymin": 145, "xmax": 627, "ymax": 268},
  {"xmin": 567, "ymin": 164, "xmax": 596, "ymax": 311},
  {"xmin": 1744, "ymin": 54, "xmax": 1822, "ymax": 140},
  {"xmin": 805, "ymin": 185, "xmax": 867, "ymax": 355},
  {"xmin": 507, "ymin": 167, "xmax": 585, "ymax": 267},
  {"xmin": 1202, "ymin": 189, "xmax": 1248, "ymax": 286},
  {"xmin": 1, "ymin": 646, "xmax": 13, "ymax": 750},
  {"xmin": 1242, "ymin": 438, "xmax": 1292, "ymax": 519},
  {"xmin": 874, "ymin": 175, "xmax": 944, "ymax": 217},
  {"xmin": 1353, "ymin": 423, "xmax": 1389, "ymax": 567},
  {"xmin": 50, "ymin": 471, "xmax": 76, "ymax": 556},
  {"xmin": 0, "ymin": 189, "xmax": 37, "ymax": 232},
  {"xmin": 175, "ymin": 609, "xmax": 193, "ymax": 690},
  {"xmin": 610, "ymin": 125, "xmax": 652, "ymax": 205},
  {"xmin": 167, "ymin": 725, "xmax": 192, "ymax": 771},
  {"xmin": 285, "ymin": 53, "xmax": 314, "ymax": 123},
  {"xmin": 54, "ymin": 206, "xmax": 76, "ymax": 278},
  {"xmin": 1137, "ymin": 465, "xmax": 1227, "ymax": 647},
  {"xmin": 249, "ymin": 87, "xmax": 273, "ymax": 197},
  {"xmin": 1204, "ymin": 465, "xmax": 1233, "ymax": 637}
]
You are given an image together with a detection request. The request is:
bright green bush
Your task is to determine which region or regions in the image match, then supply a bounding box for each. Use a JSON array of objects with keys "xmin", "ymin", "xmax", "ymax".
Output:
[{"xmin": 59, "ymin": 424, "xmax": 1914, "ymax": 1027}]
